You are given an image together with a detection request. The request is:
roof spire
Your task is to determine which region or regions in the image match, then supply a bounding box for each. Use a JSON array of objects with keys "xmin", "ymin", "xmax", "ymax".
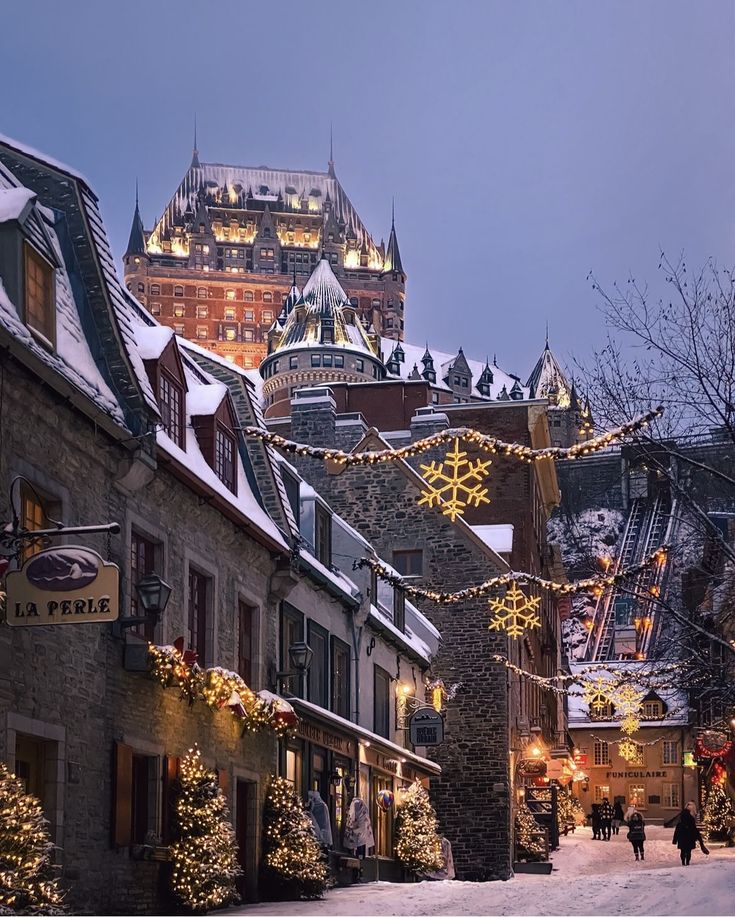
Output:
[
  {"xmin": 191, "ymin": 113, "xmax": 200, "ymax": 169},
  {"xmin": 391, "ymin": 195, "xmax": 395, "ymax": 228},
  {"xmin": 382, "ymin": 198, "xmax": 404, "ymax": 275},
  {"xmin": 545, "ymin": 320, "xmax": 549, "ymax": 349},
  {"xmin": 328, "ymin": 122, "xmax": 335, "ymax": 177},
  {"xmin": 125, "ymin": 182, "xmax": 146, "ymax": 258}
]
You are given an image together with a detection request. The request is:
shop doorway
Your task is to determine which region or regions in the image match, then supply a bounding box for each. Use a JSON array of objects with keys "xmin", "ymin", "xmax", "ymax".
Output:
[
  {"xmin": 235, "ymin": 779, "xmax": 257, "ymax": 901},
  {"xmin": 14, "ymin": 733, "xmax": 62, "ymax": 854}
]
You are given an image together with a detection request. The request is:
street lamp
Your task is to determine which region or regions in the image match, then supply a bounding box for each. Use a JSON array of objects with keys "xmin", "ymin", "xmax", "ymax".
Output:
[{"xmin": 275, "ymin": 641, "xmax": 313, "ymax": 696}]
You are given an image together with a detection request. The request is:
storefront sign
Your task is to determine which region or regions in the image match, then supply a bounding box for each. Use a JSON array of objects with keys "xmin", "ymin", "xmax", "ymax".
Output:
[
  {"xmin": 5, "ymin": 546, "xmax": 119, "ymax": 626},
  {"xmin": 518, "ymin": 759, "xmax": 547, "ymax": 778},
  {"xmin": 409, "ymin": 708, "xmax": 444, "ymax": 746},
  {"xmin": 606, "ymin": 771, "xmax": 668, "ymax": 779},
  {"xmin": 296, "ymin": 719, "xmax": 355, "ymax": 757}
]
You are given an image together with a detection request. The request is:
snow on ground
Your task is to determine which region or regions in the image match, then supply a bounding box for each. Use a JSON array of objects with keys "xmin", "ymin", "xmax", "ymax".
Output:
[{"xmin": 227, "ymin": 827, "xmax": 735, "ymax": 916}]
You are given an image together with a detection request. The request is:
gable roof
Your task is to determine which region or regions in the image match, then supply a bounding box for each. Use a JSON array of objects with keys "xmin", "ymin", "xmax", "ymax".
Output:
[
  {"xmin": 0, "ymin": 134, "xmax": 159, "ymax": 434},
  {"xmin": 345, "ymin": 426, "xmax": 509, "ymax": 574}
]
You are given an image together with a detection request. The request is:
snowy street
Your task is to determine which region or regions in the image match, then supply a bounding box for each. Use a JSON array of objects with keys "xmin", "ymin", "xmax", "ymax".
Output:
[{"xmin": 228, "ymin": 827, "xmax": 735, "ymax": 916}]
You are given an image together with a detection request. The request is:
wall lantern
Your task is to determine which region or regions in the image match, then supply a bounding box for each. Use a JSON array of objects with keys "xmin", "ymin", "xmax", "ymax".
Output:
[
  {"xmin": 120, "ymin": 573, "xmax": 172, "ymax": 630},
  {"xmin": 288, "ymin": 641, "xmax": 314, "ymax": 675}
]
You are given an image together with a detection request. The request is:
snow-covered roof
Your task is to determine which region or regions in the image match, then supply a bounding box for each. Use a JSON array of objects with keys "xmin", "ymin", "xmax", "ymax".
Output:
[
  {"xmin": 291, "ymin": 697, "xmax": 442, "ymax": 775},
  {"xmin": 272, "ymin": 257, "xmax": 379, "ymax": 357},
  {"xmin": 148, "ymin": 157, "xmax": 383, "ymax": 268},
  {"xmin": 0, "ymin": 186, "xmax": 35, "ymax": 223},
  {"xmin": 567, "ymin": 662, "xmax": 690, "ymax": 728},
  {"xmin": 470, "ymin": 524, "xmax": 514, "ymax": 554},
  {"xmin": 0, "ymin": 163, "xmax": 126, "ymax": 426},
  {"xmin": 133, "ymin": 324, "xmax": 174, "ymax": 361},
  {"xmin": 381, "ymin": 337, "xmax": 529, "ymax": 402},
  {"xmin": 187, "ymin": 380, "xmax": 228, "ymax": 416},
  {"xmin": 526, "ymin": 342, "xmax": 573, "ymax": 408}
]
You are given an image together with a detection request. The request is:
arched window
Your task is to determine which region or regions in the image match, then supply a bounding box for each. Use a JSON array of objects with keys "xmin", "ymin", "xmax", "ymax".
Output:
[
  {"xmin": 197, "ymin": 287, "xmax": 207, "ymax": 299},
  {"xmin": 263, "ymin": 291, "xmax": 273, "ymax": 303},
  {"xmin": 173, "ymin": 285, "xmax": 184, "ymax": 297}
]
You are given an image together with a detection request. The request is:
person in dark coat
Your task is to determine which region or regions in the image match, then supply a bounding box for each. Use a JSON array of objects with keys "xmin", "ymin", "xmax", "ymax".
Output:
[
  {"xmin": 626, "ymin": 811, "xmax": 646, "ymax": 861},
  {"xmin": 612, "ymin": 800, "xmax": 625, "ymax": 836},
  {"xmin": 590, "ymin": 803, "xmax": 601, "ymax": 840},
  {"xmin": 599, "ymin": 797, "xmax": 614, "ymax": 841},
  {"xmin": 673, "ymin": 808, "xmax": 708, "ymax": 865}
]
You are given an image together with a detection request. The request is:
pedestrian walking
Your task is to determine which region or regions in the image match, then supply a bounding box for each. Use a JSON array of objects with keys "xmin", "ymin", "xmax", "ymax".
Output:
[
  {"xmin": 590, "ymin": 803, "xmax": 601, "ymax": 840},
  {"xmin": 612, "ymin": 800, "xmax": 625, "ymax": 836},
  {"xmin": 599, "ymin": 797, "xmax": 614, "ymax": 841},
  {"xmin": 673, "ymin": 806, "xmax": 709, "ymax": 865},
  {"xmin": 626, "ymin": 811, "xmax": 646, "ymax": 861}
]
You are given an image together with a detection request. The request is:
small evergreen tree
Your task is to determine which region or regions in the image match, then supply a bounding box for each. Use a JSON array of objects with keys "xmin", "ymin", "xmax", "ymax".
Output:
[
  {"xmin": 394, "ymin": 781, "xmax": 444, "ymax": 875},
  {"xmin": 0, "ymin": 761, "xmax": 65, "ymax": 914},
  {"xmin": 169, "ymin": 748, "xmax": 241, "ymax": 913},
  {"xmin": 260, "ymin": 777, "xmax": 327, "ymax": 900},
  {"xmin": 556, "ymin": 785, "xmax": 574, "ymax": 835},
  {"xmin": 514, "ymin": 798, "xmax": 545, "ymax": 862},
  {"xmin": 702, "ymin": 780, "xmax": 735, "ymax": 842}
]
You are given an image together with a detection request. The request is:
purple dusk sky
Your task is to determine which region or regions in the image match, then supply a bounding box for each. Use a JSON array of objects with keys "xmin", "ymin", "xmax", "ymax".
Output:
[{"xmin": 2, "ymin": 1, "xmax": 733, "ymax": 380}]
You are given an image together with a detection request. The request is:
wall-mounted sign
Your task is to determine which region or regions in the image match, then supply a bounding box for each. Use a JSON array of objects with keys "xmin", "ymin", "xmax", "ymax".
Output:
[
  {"xmin": 296, "ymin": 718, "xmax": 355, "ymax": 757},
  {"xmin": 4, "ymin": 547, "xmax": 119, "ymax": 626},
  {"xmin": 409, "ymin": 708, "xmax": 444, "ymax": 747},
  {"xmin": 518, "ymin": 759, "xmax": 548, "ymax": 778}
]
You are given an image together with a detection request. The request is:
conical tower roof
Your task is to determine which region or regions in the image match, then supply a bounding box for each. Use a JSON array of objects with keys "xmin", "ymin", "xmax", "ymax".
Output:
[
  {"xmin": 526, "ymin": 339, "xmax": 572, "ymax": 408},
  {"xmin": 125, "ymin": 189, "xmax": 146, "ymax": 257},
  {"xmin": 274, "ymin": 256, "xmax": 378, "ymax": 355},
  {"xmin": 382, "ymin": 208, "xmax": 404, "ymax": 274}
]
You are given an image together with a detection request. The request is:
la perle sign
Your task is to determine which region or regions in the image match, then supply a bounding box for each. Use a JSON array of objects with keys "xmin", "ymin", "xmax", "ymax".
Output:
[{"xmin": 5, "ymin": 546, "xmax": 120, "ymax": 626}]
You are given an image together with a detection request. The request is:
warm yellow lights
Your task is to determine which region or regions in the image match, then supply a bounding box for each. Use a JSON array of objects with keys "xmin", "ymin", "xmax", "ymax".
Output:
[
  {"xmin": 488, "ymin": 583, "xmax": 541, "ymax": 638},
  {"xmin": 418, "ymin": 438, "xmax": 491, "ymax": 521}
]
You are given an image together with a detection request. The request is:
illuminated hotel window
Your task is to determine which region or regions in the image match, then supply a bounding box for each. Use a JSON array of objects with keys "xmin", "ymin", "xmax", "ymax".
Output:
[
  {"xmin": 226, "ymin": 290, "xmax": 236, "ymax": 301},
  {"xmin": 245, "ymin": 291, "xmax": 254, "ymax": 302},
  {"xmin": 263, "ymin": 291, "xmax": 273, "ymax": 303},
  {"xmin": 174, "ymin": 304, "xmax": 185, "ymax": 318},
  {"xmin": 224, "ymin": 308, "xmax": 236, "ymax": 321},
  {"xmin": 262, "ymin": 310, "xmax": 273, "ymax": 323},
  {"xmin": 173, "ymin": 323, "xmax": 185, "ymax": 336},
  {"xmin": 197, "ymin": 305, "xmax": 208, "ymax": 319}
]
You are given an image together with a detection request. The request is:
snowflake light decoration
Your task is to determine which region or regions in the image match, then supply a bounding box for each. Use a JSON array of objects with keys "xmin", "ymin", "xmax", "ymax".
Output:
[
  {"xmin": 618, "ymin": 738, "xmax": 640, "ymax": 762},
  {"xmin": 613, "ymin": 684, "xmax": 644, "ymax": 714},
  {"xmin": 619, "ymin": 712, "xmax": 641, "ymax": 736},
  {"xmin": 488, "ymin": 583, "xmax": 541, "ymax": 638},
  {"xmin": 582, "ymin": 676, "xmax": 615, "ymax": 712},
  {"xmin": 418, "ymin": 438, "xmax": 491, "ymax": 522}
]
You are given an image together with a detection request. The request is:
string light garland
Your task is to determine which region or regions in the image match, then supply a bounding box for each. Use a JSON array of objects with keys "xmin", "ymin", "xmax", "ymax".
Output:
[
  {"xmin": 355, "ymin": 546, "xmax": 669, "ymax": 604},
  {"xmin": 488, "ymin": 583, "xmax": 541, "ymax": 637},
  {"xmin": 240, "ymin": 407, "xmax": 662, "ymax": 467},
  {"xmin": 170, "ymin": 747, "xmax": 241, "ymax": 912},
  {"xmin": 148, "ymin": 644, "xmax": 294, "ymax": 736}
]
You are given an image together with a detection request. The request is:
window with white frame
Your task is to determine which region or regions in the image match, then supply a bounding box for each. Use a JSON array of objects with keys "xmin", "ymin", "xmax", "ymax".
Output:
[
  {"xmin": 593, "ymin": 739, "xmax": 609, "ymax": 766},
  {"xmin": 662, "ymin": 740, "xmax": 678, "ymax": 765},
  {"xmin": 594, "ymin": 784, "xmax": 610, "ymax": 802},
  {"xmin": 663, "ymin": 782, "xmax": 680, "ymax": 809}
]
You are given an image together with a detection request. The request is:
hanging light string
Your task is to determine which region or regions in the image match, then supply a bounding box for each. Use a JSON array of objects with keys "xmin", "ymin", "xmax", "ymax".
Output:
[
  {"xmin": 355, "ymin": 546, "xmax": 669, "ymax": 603},
  {"xmin": 240, "ymin": 407, "xmax": 662, "ymax": 467},
  {"xmin": 490, "ymin": 654, "xmax": 697, "ymax": 697}
]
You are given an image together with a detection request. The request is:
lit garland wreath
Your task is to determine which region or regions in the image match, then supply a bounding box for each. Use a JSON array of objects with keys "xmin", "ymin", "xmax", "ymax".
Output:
[
  {"xmin": 148, "ymin": 644, "xmax": 295, "ymax": 737},
  {"xmin": 355, "ymin": 546, "xmax": 668, "ymax": 604},
  {"xmin": 240, "ymin": 407, "xmax": 662, "ymax": 467}
]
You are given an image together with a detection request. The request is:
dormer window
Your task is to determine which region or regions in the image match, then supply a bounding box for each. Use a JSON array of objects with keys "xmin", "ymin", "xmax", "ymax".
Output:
[
  {"xmin": 24, "ymin": 243, "xmax": 55, "ymax": 347},
  {"xmin": 215, "ymin": 426, "xmax": 237, "ymax": 493},
  {"xmin": 159, "ymin": 371, "xmax": 184, "ymax": 448}
]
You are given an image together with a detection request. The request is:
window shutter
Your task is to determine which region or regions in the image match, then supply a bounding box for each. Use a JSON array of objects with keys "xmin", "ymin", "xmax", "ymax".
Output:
[
  {"xmin": 162, "ymin": 755, "xmax": 180, "ymax": 843},
  {"xmin": 112, "ymin": 742, "xmax": 133, "ymax": 847},
  {"xmin": 217, "ymin": 767, "xmax": 230, "ymax": 800}
]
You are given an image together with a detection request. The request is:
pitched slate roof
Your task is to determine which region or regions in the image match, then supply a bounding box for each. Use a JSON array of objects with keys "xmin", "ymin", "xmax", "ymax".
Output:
[
  {"xmin": 274, "ymin": 257, "xmax": 378, "ymax": 356},
  {"xmin": 526, "ymin": 341, "xmax": 572, "ymax": 408},
  {"xmin": 382, "ymin": 218, "xmax": 404, "ymax": 274}
]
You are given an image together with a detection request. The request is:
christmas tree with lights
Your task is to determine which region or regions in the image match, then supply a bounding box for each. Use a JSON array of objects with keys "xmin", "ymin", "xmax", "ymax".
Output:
[
  {"xmin": 169, "ymin": 748, "xmax": 241, "ymax": 913},
  {"xmin": 514, "ymin": 798, "xmax": 545, "ymax": 862},
  {"xmin": 556, "ymin": 784, "xmax": 575, "ymax": 835},
  {"xmin": 260, "ymin": 777, "xmax": 327, "ymax": 900},
  {"xmin": 702, "ymin": 778, "xmax": 735, "ymax": 842},
  {"xmin": 0, "ymin": 761, "xmax": 65, "ymax": 914},
  {"xmin": 394, "ymin": 781, "xmax": 444, "ymax": 875}
]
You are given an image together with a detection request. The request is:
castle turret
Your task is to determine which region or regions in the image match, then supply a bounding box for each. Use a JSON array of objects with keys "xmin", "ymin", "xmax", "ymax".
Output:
[{"xmin": 380, "ymin": 201, "xmax": 406, "ymax": 342}]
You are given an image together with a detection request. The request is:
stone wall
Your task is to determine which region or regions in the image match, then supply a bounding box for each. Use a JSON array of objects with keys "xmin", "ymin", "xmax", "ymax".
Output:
[
  {"xmin": 0, "ymin": 352, "xmax": 281, "ymax": 914},
  {"xmin": 288, "ymin": 396, "xmax": 513, "ymax": 880}
]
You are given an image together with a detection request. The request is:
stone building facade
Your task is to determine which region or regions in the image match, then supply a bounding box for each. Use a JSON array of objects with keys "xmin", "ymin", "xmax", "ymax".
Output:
[
  {"xmin": 0, "ymin": 136, "xmax": 440, "ymax": 914},
  {"xmin": 280, "ymin": 388, "xmax": 570, "ymax": 880},
  {"xmin": 123, "ymin": 145, "xmax": 406, "ymax": 368}
]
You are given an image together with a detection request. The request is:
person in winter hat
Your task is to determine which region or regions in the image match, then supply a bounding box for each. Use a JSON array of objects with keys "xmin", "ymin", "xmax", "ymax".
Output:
[
  {"xmin": 599, "ymin": 797, "xmax": 614, "ymax": 841},
  {"xmin": 625, "ymin": 803, "xmax": 637, "ymax": 821},
  {"xmin": 626, "ymin": 811, "xmax": 646, "ymax": 861},
  {"xmin": 590, "ymin": 803, "xmax": 601, "ymax": 840},
  {"xmin": 612, "ymin": 800, "xmax": 625, "ymax": 836},
  {"xmin": 673, "ymin": 806, "xmax": 709, "ymax": 864}
]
